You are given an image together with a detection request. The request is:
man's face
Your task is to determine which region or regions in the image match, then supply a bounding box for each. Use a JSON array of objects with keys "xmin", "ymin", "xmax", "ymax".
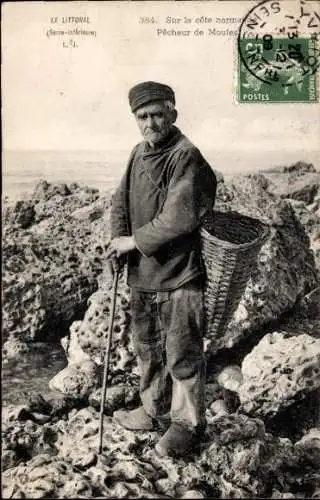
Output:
[{"xmin": 134, "ymin": 101, "xmax": 176, "ymax": 146}]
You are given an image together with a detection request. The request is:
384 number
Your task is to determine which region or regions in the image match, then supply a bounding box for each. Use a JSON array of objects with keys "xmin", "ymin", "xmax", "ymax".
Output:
[{"xmin": 139, "ymin": 17, "xmax": 157, "ymax": 24}]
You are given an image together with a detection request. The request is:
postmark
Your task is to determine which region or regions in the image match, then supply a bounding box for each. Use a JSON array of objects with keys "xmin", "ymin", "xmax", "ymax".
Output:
[{"xmin": 237, "ymin": 0, "xmax": 320, "ymax": 102}]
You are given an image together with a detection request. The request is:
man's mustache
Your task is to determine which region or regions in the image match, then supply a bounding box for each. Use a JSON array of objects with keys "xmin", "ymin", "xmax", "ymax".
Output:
[{"xmin": 144, "ymin": 128, "xmax": 160, "ymax": 133}]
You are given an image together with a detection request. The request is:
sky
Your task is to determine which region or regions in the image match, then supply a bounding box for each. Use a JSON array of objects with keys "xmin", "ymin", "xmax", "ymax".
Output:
[{"xmin": 2, "ymin": 1, "xmax": 320, "ymax": 158}]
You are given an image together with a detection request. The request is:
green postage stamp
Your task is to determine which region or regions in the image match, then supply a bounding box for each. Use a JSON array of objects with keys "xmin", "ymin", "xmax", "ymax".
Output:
[
  {"xmin": 238, "ymin": 37, "xmax": 318, "ymax": 103},
  {"xmin": 237, "ymin": 0, "xmax": 319, "ymax": 103}
]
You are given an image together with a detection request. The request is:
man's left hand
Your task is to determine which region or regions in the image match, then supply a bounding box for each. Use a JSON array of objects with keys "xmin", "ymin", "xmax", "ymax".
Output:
[{"xmin": 106, "ymin": 236, "xmax": 137, "ymax": 259}]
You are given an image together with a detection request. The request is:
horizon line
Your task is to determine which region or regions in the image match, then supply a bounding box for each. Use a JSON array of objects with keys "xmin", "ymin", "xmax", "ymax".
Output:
[{"xmin": 3, "ymin": 147, "xmax": 320, "ymax": 153}]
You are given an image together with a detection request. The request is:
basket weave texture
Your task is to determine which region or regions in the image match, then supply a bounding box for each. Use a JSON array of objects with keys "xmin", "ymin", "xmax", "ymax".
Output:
[{"xmin": 200, "ymin": 210, "xmax": 270, "ymax": 340}]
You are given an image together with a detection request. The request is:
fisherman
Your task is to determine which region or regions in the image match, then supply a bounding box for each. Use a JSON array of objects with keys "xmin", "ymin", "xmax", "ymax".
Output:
[{"xmin": 106, "ymin": 81, "xmax": 217, "ymax": 457}]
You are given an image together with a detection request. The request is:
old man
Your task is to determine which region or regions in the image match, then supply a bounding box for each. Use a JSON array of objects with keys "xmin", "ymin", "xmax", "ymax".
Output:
[{"xmin": 106, "ymin": 81, "xmax": 217, "ymax": 457}]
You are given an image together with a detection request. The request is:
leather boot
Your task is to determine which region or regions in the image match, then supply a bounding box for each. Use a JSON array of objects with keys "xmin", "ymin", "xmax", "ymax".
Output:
[
  {"xmin": 113, "ymin": 406, "xmax": 155, "ymax": 431},
  {"xmin": 155, "ymin": 422, "xmax": 200, "ymax": 458}
]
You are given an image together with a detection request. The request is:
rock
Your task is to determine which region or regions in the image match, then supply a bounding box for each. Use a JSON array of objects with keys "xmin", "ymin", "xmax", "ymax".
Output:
[
  {"xmin": 60, "ymin": 325, "xmax": 92, "ymax": 365},
  {"xmin": 274, "ymin": 286, "xmax": 320, "ymax": 342},
  {"xmin": 288, "ymin": 201, "xmax": 320, "ymax": 274},
  {"xmin": 199, "ymin": 414, "xmax": 268, "ymax": 497},
  {"xmin": 32, "ymin": 180, "xmax": 71, "ymax": 201},
  {"xmin": 223, "ymin": 389, "xmax": 241, "ymax": 414},
  {"xmin": 217, "ymin": 365, "xmax": 243, "ymax": 393},
  {"xmin": 89, "ymin": 384, "xmax": 139, "ymax": 414},
  {"xmin": 238, "ymin": 332, "xmax": 320, "ymax": 417},
  {"xmin": 216, "ymin": 366, "xmax": 243, "ymax": 414},
  {"xmin": 49, "ymin": 361, "xmax": 101, "ymax": 398},
  {"xmin": 205, "ymin": 413, "xmax": 266, "ymax": 445},
  {"xmin": 70, "ymin": 272, "xmax": 135, "ymax": 371},
  {"xmin": 264, "ymin": 161, "xmax": 317, "ymax": 176},
  {"xmin": 73, "ymin": 450, "xmax": 98, "ymax": 470},
  {"xmin": 216, "ymin": 173, "xmax": 275, "ymax": 216},
  {"xmin": 57, "ymin": 407, "xmax": 141, "ymax": 461},
  {"xmin": 199, "ymin": 412, "xmax": 319, "ymax": 498},
  {"xmin": 2, "ymin": 403, "xmax": 51, "ymax": 425},
  {"xmin": 283, "ymin": 161, "xmax": 317, "ymax": 175},
  {"xmin": 204, "ymin": 382, "xmax": 222, "ymax": 407},
  {"xmin": 11, "ymin": 200, "xmax": 35, "ymax": 228},
  {"xmin": 60, "ymin": 475, "xmax": 93, "ymax": 498},
  {"xmin": 289, "ymin": 178, "xmax": 319, "ymax": 204},
  {"xmin": 2, "ymin": 182, "xmax": 112, "ymax": 342},
  {"xmin": 181, "ymin": 490, "xmax": 205, "ymax": 498},
  {"xmin": 261, "ymin": 163, "xmax": 320, "ymax": 250},
  {"xmin": 213, "ymin": 168, "xmax": 224, "ymax": 184},
  {"xmin": 295, "ymin": 428, "xmax": 320, "ymax": 466},
  {"xmin": 270, "ymin": 173, "xmax": 320, "ymax": 204},
  {"xmin": 1, "ymin": 449, "xmax": 17, "ymax": 471},
  {"xmin": 45, "ymin": 391, "xmax": 80, "ymax": 418},
  {"xmin": 3, "ymin": 403, "xmax": 319, "ymax": 498},
  {"xmin": 2, "ymin": 454, "xmax": 93, "ymax": 498},
  {"xmin": 207, "ymin": 175, "xmax": 318, "ymax": 354},
  {"xmin": 70, "ymin": 198, "xmax": 108, "ymax": 222},
  {"xmin": 209, "ymin": 399, "xmax": 229, "ymax": 417},
  {"xmin": 298, "ymin": 287, "xmax": 320, "ymax": 319},
  {"xmin": 51, "ymin": 268, "xmax": 139, "ymax": 396},
  {"xmin": 263, "ymin": 388, "xmax": 320, "ymax": 442},
  {"xmin": 271, "ymin": 491, "xmax": 296, "ymax": 499},
  {"xmin": 288, "ymin": 199, "xmax": 307, "ymax": 208},
  {"xmin": 155, "ymin": 477, "xmax": 177, "ymax": 497},
  {"xmin": 308, "ymin": 192, "xmax": 320, "ymax": 214},
  {"xmin": 2, "ymin": 416, "xmax": 61, "ymax": 469},
  {"xmin": 32, "ymin": 179, "xmax": 50, "ymax": 199},
  {"xmin": 2, "ymin": 335, "xmax": 29, "ymax": 360},
  {"xmin": 2, "ymin": 273, "xmax": 47, "ymax": 341},
  {"xmin": 27, "ymin": 393, "xmax": 53, "ymax": 416},
  {"xmin": 55, "ymin": 406, "xmax": 205, "ymax": 497},
  {"xmin": 2, "ymin": 405, "xmax": 33, "ymax": 424}
]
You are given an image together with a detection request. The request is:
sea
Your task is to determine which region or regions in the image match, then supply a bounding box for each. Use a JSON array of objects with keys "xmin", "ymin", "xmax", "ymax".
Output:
[
  {"xmin": 3, "ymin": 148, "xmax": 319, "ymax": 201},
  {"xmin": 2, "ymin": 344, "xmax": 68, "ymax": 406},
  {"xmin": 2, "ymin": 148, "xmax": 319, "ymax": 405},
  {"xmin": 2, "ymin": 149, "xmax": 129, "ymax": 201}
]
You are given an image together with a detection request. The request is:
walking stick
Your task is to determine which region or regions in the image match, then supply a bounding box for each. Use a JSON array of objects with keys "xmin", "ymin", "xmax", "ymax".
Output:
[{"xmin": 98, "ymin": 260, "xmax": 120, "ymax": 455}]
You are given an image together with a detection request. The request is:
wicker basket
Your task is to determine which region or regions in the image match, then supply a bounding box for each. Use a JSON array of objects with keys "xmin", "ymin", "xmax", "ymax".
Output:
[{"xmin": 200, "ymin": 210, "xmax": 270, "ymax": 339}]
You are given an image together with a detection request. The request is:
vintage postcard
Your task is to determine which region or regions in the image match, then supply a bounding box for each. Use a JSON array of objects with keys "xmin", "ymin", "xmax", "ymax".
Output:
[{"xmin": 2, "ymin": 1, "xmax": 320, "ymax": 498}]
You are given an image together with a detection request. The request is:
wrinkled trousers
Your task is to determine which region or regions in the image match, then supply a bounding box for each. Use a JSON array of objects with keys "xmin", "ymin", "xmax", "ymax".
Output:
[{"xmin": 131, "ymin": 277, "xmax": 206, "ymax": 431}]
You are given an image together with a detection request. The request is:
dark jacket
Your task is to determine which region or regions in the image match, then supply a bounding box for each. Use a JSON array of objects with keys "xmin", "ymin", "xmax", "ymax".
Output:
[{"xmin": 111, "ymin": 126, "xmax": 217, "ymax": 291}]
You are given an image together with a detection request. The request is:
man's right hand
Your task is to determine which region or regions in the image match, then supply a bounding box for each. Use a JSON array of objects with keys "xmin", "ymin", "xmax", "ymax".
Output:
[
  {"xmin": 105, "ymin": 255, "xmax": 124, "ymax": 287},
  {"xmin": 106, "ymin": 236, "xmax": 137, "ymax": 259}
]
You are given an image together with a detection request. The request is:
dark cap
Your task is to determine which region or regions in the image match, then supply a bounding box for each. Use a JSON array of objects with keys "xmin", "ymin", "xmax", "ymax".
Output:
[{"xmin": 128, "ymin": 81, "xmax": 175, "ymax": 113}]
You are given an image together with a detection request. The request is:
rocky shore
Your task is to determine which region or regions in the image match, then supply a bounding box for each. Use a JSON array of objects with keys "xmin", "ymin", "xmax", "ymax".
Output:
[{"xmin": 2, "ymin": 162, "xmax": 320, "ymax": 498}]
